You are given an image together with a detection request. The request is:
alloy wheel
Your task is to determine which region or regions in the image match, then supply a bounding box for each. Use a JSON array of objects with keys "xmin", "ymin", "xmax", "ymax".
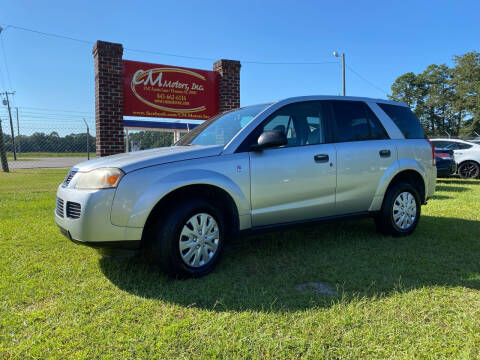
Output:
[{"xmin": 459, "ymin": 162, "xmax": 479, "ymax": 179}]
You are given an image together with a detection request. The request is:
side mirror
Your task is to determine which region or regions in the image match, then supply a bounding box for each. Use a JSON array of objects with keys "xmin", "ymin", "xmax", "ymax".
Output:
[{"xmin": 250, "ymin": 130, "xmax": 287, "ymax": 151}]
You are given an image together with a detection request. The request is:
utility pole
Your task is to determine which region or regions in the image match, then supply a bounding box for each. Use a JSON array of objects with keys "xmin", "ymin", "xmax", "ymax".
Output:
[
  {"xmin": 82, "ymin": 118, "xmax": 90, "ymax": 160},
  {"xmin": 0, "ymin": 118, "xmax": 9, "ymax": 172},
  {"xmin": 333, "ymin": 51, "xmax": 346, "ymax": 96},
  {"xmin": 15, "ymin": 107, "xmax": 20, "ymax": 154},
  {"xmin": 2, "ymin": 91, "xmax": 16, "ymax": 160}
]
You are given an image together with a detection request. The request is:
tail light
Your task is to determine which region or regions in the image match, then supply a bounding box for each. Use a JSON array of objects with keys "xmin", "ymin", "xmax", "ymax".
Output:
[
  {"xmin": 427, "ymin": 139, "xmax": 436, "ymax": 166},
  {"xmin": 436, "ymin": 152, "xmax": 452, "ymax": 159}
]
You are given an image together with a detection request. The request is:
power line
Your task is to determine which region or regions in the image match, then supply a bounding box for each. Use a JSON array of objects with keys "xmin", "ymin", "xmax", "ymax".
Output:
[
  {"xmin": 2, "ymin": 24, "xmax": 340, "ymax": 66},
  {"xmin": 18, "ymin": 112, "xmax": 94, "ymax": 118},
  {"xmin": 0, "ymin": 57, "xmax": 6, "ymax": 92},
  {"xmin": 2, "ymin": 24, "xmax": 92, "ymax": 45},
  {"xmin": 0, "ymin": 32, "xmax": 13, "ymax": 91},
  {"xmin": 19, "ymin": 106, "xmax": 93, "ymax": 114},
  {"xmin": 345, "ymin": 64, "xmax": 389, "ymax": 96}
]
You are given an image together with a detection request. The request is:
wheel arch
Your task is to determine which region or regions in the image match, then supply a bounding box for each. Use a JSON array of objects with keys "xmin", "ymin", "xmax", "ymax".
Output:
[
  {"xmin": 457, "ymin": 159, "xmax": 480, "ymax": 168},
  {"xmin": 141, "ymin": 183, "xmax": 240, "ymax": 248},
  {"xmin": 384, "ymin": 170, "xmax": 426, "ymax": 203},
  {"xmin": 370, "ymin": 162, "xmax": 427, "ymax": 212}
]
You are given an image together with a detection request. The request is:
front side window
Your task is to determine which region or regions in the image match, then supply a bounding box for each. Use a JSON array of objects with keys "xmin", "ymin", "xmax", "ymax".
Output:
[
  {"xmin": 258, "ymin": 101, "xmax": 329, "ymax": 147},
  {"xmin": 331, "ymin": 101, "xmax": 388, "ymax": 142},
  {"xmin": 176, "ymin": 104, "xmax": 270, "ymax": 146}
]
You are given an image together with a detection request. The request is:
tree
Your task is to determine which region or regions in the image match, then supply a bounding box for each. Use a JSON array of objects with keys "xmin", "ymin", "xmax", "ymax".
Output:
[
  {"xmin": 451, "ymin": 51, "xmax": 480, "ymax": 136},
  {"xmin": 420, "ymin": 64, "xmax": 455, "ymax": 136},
  {"xmin": 389, "ymin": 51, "xmax": 480, "ymax": 138}
]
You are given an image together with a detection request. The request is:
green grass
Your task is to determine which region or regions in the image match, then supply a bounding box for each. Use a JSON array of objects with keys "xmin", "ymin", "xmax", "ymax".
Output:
[
  {"xmin": 1, "ymin": 170, "xmax": 480, "ymax": 359},
  {"xmin": 6, "ymin": 152, "xmax": 95, "ymax": 160}
]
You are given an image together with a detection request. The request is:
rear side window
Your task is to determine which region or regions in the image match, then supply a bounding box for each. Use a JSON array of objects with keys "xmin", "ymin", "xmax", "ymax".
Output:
[
  {"xmin": 378, "ymin": 103, "xmax": 425, "ymax": 139},
  {"xmin": 331, "ymin": 101, "xmax": 388, "ymax": 142},
  {"xmin": 458, "ymin": 143, "xmax": 473, "ymax": 149}
]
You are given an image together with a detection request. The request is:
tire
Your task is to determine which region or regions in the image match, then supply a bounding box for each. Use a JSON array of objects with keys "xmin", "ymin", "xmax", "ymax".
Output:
[
  {"xmin": 149, "ymin": 198, "xmax": 225, "ymax": 278},
  {"xmin": 458, "ymin": 161, "xmax": 480, "ymax": 179},
  {"xmin": 376, "ymin": 182, "xmax": 421, "ymax": 237}
]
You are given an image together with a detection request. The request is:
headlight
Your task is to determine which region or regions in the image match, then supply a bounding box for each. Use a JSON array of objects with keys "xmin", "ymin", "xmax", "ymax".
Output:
[{"xmin": 75, "ymin": 168, "xmax": 124, "ymax": 190}]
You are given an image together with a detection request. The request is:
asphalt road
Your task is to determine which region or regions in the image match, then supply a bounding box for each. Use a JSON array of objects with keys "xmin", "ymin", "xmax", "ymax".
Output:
[{"xmin": 8, "ymin": 157, "xmax": 87, "ymax": 169}]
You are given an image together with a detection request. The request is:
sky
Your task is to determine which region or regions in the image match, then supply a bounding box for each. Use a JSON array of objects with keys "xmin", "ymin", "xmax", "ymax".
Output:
[{"xmin": 0, "ymin": 0, "xmax": 479, "ymax": 135}]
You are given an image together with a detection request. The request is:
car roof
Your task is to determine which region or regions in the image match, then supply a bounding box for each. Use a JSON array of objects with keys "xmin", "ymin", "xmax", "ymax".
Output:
[
  {"xmin": 273, "ymin": 95, "xmax": 407, "ymax": 107},
  {"xmin": 430, "ymin": 138, "xmax": 471, "ymax": 144},
  {"xmin": 241, "ymin": 96, "xmax": 406, "ymax": 111}
]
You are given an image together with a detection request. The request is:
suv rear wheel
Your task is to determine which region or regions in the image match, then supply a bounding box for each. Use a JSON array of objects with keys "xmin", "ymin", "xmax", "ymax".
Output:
[
  {"xmin": 149, "ymin": 198, "xmax": 225, "ymax": 278},
  {"xmin": 376, "ymin": 182, "xmax": 421, "ymax": 236}
]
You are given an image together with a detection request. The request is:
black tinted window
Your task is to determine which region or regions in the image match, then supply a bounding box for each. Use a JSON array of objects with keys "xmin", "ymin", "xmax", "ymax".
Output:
[
  {"xmin": 432, "ymin": 141, "xmax": 449, "ymax": 149},
  {"xmin": 458, "ymin": 143, "xmax": 473, "ymax": 149},
  {"xmin": 378, "ymin": 103, "xmax": 425, "ymax": 139},
  {"xmin": 331, "ymin": 101, "xmax": 388, "ymax": 142}
]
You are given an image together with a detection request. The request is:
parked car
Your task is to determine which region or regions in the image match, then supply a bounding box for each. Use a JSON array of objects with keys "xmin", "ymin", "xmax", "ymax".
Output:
[
  {"xmin": 55, "ymin": 96, "xmax": 436, "ymax": 277},
  {"xmin": 435, "ymin": 148, "xmax": 456, "ymax": 177},
  {"xmin": 430, "ymin": 138, "xmax": 480, "ymax": 179}
]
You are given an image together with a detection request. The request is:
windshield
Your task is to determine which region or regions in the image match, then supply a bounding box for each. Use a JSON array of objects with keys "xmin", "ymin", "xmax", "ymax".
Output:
[{"xmin": 176, "ymin": 104, "xmax": 270, "ymax": 146}]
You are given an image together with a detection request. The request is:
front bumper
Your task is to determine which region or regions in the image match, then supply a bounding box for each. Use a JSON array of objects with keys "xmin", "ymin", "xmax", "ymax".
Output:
[{"xmin": 54, "ymin": 184, "xmax": 142, "ymax": 248}]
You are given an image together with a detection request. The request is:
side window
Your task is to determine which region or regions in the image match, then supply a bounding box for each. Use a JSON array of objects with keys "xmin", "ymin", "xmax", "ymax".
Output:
[
  {"xmin": 263, "ymin": 115, "xmax": 297, "ymax": 146},
  {"xmin": 377, "ymin": 103, "xmax": 425, "ymax": 139},
  {"xmin": 432, "ymin": 141, "xmax": 448, "ymax": 149},
  {"xmin": 331, "ymin": 101, "xmax": 388, "ymax": 142},
  {"xmin": 445, "ymin": 142, "xmax": 459, "ymax": 150},
  {"xmin": 259, "ymin": 101, "xmax": 329, "ymax": 147},
  {"xmin": 458, "ymin": 143, "xmax": 473, "ymax": 150}
]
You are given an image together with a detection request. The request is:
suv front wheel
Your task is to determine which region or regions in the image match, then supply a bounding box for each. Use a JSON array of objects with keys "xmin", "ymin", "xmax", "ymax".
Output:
[
  {"xmin": 150, "ymin": 198, "xmax": 225, "ymax": 278},
  {"xmin": 376, "ymin": 182, "xmax": 421, "ymax": 236}
]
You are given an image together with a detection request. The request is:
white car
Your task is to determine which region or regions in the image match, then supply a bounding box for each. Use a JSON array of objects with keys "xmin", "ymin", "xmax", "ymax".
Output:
[{"xmin": 431, "ymin": 138, "xmax": 480, "ymax": 179}]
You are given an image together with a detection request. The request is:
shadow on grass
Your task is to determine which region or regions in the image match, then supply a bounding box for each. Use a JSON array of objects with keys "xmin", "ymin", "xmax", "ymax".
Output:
[
  {"xmin": 100, "ymin": 215, "xmax": 480, "ymax": 312},
  {"xmin": 430, "ymin": 194, "xmax": 452, "ymax": 200},
  {"xmin": 435, "ymin": 185, "xmax": 470, "ymax": 192},
  {"xmin": 437, "ymin": 179, "xmax": 480, "ymax": 186}
]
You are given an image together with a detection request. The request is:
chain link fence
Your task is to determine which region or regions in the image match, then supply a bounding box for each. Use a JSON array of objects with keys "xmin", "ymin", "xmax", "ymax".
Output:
[
  {"xmin": 0, "ymin": 112, "xmax": 95, "ymax": 170},
  {"xmin": 0, "ymin": 109, "xmax": 183, "ymax": 171}
]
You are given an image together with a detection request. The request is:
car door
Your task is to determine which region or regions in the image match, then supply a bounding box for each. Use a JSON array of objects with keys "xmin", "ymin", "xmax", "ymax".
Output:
[
  {"xmin": 450, "ymin": 142, "xmax": 474, "ymax": 163},
  {"xmin": 247, "ymin": 101, "xmax": 337, "ymax": 227},
  {"xmin": 329, "ymin": 100, "xmax": 397, "ymax": 214}
]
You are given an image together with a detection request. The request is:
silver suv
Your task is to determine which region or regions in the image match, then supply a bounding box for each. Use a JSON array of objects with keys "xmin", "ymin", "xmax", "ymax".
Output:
[{"xmin": 55, "ymin": 96, "xmax": 436, "ymax": 277}]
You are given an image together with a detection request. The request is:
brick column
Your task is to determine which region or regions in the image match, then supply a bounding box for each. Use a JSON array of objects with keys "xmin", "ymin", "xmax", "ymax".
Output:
[
  {"xmin": 93, "ymin": 40, "xmax": 125, "ymax": 157},
  {"xmin": 213, "ymin": 59, "xmax": 241, "ymax": 112}
]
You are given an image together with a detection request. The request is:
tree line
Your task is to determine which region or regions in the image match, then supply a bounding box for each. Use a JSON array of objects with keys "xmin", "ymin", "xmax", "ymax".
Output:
[
  {"xmin": 389, "ymin": 51, "xmax": 480, "ymax": 137},
  {"xmin": 1, "ymin": 130, "xmax": 174, "ymax": 153},
  {"xmin": 1, "ymin": 132, "xmax": 95, "ymax": 153}
]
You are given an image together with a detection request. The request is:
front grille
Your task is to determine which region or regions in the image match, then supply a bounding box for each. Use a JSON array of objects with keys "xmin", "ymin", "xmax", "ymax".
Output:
[
  {"xmin": 64, "ymin": 170, "xmax": 77, "ymax": 186},
  {"xmin": 66, "ymin": 201, "xmax": 81, "ymax": 219},
  {"xmin": 56, "ymin": 197, "xmax": 64, "ymax": 218}
]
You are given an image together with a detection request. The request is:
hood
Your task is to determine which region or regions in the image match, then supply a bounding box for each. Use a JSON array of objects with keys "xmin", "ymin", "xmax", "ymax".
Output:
[{"xmin": 73, "ymin": 145, "xmax": 224, "ymax": 173}]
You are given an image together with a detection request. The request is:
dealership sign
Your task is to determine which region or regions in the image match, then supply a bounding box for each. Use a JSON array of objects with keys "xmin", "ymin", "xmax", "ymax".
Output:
[{"xmin": 123, "ymin": 60, "xmax": 218, "ymax": 120}]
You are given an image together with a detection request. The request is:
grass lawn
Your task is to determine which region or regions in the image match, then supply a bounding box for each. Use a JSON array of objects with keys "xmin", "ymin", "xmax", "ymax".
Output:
[
  {"xmin": 6, "ymin": 152, "xmax": 95, "ymax": 161},
  {"xmin": 1, "ymin": 170, "xmax": 480, "ymax": 359}
]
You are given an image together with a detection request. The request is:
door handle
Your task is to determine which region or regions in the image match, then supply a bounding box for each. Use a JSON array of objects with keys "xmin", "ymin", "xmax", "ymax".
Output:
[
  {"xmin": 379, "ymin": 149, "xmax": 391, "ymax": 158},
  {"xmin": 314, "ymin": 154, "xmax": 329, "ymax": 163}
]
